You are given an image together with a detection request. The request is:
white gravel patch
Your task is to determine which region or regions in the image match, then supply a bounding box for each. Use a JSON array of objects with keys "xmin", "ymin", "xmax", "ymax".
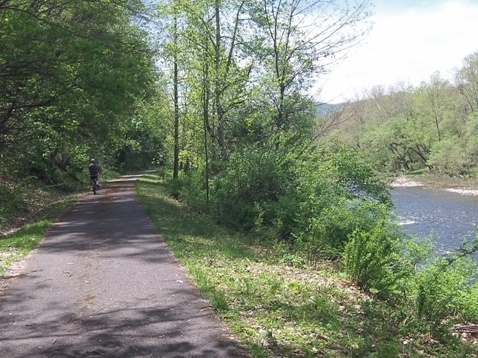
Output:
[
  {"xmin": 445, "ymin": 188, "xmax": 478, "ymax": 196},
  {"xmin": 391, "ymin": 177, "xmax": 424, "ymax": 188},
  {"xmin": 391, "ymin": 176, "xmax": 478, "ymax": 196}
]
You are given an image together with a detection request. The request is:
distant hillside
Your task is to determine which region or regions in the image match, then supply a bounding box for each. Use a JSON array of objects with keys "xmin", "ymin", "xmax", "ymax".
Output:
[{"xmin": 316, "ymin": 102, "xmax": 345, "ymax": 117}]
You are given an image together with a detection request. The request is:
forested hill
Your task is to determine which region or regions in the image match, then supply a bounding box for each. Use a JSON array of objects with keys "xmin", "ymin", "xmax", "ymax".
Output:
[
  {"xmin": 317, "ymin": 54, "xmax": 478, "ymax": 177},
  {"xmin": 316, "ymin": 102, "xmax": 345, "ymax": 117}
]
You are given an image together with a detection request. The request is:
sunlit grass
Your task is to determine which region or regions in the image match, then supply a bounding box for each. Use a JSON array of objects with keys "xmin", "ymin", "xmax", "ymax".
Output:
[
  {"xmin": 0, "ymin": 221, "xmax": 52, "ymax": 277},
  {"xmin": 136, "ymin": 175, "xmax": 478, "ymax": 357},
  {"xmin": 0, "ymin": 189, "xmax": 77, "ymax": 278}
]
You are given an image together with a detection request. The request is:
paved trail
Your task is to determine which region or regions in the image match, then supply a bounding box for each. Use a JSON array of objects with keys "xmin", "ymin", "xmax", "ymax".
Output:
[{"xmin": 0, "ymin": 176, "xmax": 249, "ymax": 358}]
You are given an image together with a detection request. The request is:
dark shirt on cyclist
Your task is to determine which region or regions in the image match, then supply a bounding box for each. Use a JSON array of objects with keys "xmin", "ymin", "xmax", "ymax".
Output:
[{"xmin": 89, "ymin": 161, "xmax": 100, "ymax": 179}]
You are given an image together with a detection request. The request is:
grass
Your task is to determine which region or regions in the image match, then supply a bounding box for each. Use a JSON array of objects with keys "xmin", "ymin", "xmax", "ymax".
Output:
[
  {"xmin": 0, "ymin": 220, "xmax": 52, "ymax": 277},
  {"xmin": 136, "ymin": 175, "xmax": 478, "ymax": 357},
  {"xmin": 0, "ymin": 181, "xmax": 78, "ymax": 278}
]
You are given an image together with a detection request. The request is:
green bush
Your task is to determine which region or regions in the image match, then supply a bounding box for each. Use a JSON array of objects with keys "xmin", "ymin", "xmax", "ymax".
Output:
[
  {"xmin": 414, "ymin": 255, "xmax": 478, "ymax": 327},
  {"xmin": 343, "ymin": 219, "xmax": 410, "ymax": 300},
  {"xmin": 299, "ymin": 198, "xmax": 390, "ymax": 258},
  {"xmin": 0, "ymin": 184, "xmax": 23, "ymax": 228},
  {"xmin": 428, "ymin": 137, "xmax": 470, "ymax": 175},
  {"xmin": 177, "ymin": 143, "xmax": 392, "ymax": 262},
  {"xmin": 211, "ymin": 144, "xmax": 297, "ymax": 234},
  {"xmin": 169, "ymin": 169, "xmax": 210, "ymax": 213},
  {"xmin": 457, "ymin": 282, "xmax": 478, "ymax": 321},
  {"xmin": 293, "ymin": 147, "xmax": 392, "ymax": 258}
]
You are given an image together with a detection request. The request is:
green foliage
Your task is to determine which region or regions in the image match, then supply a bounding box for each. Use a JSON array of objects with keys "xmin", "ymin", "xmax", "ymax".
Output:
[
  {"xmin": 169, "ymin": 166, "xmax": 211, "ymax": 213},
  {"xmin": 458, "ymin": 282, "xmax": 478, "ymax": 321},
  {"xmin": 0, "ymin": 184, "xmax": 23, "ymax": 228},
  {"xmin": 137, "ymin": 177, "xmax": 478, "ymax": 357},
  {"xmin": 413, "ymin": 239, "xmax": 478, "ymax": 329},
  {"xmin": 330, "ymin": 147, "xmax": 392, "ymax": 205},
  {"xmin": 323, "ymin": 51, "xmax": 478, "ymax": 178},
  {"xmin": 428, "ymin": 137, "xmax": 470, "ymax": 175},
  {"xmin": 210, "ymin": 142, "xmax": 298, "ymax": 233},
  {"xmin": 343, "ymin": 220, "xmax": 410, "ymax": 299},
  {"xmin": 292, "ymin": 147, "xmax": 392, "ymax": 257},
  {"xmin": 300, "ymin": 198, "xmax": 388, "ymax": 258},
  {"xmin": 114, "ymin": 100, "xmax": 169, "ymax": 173},
  {"xmin": 1, "ymin": 0, "xmax": 160, "ymax": 187},
  {"xmin": 204, "ymin": 141, "xmax": 393, "ymax": 264}
]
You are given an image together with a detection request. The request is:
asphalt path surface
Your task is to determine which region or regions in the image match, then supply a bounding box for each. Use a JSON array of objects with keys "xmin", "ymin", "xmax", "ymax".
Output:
[{"xmin": 0, "ymin": 176, "xmax": 249, "ymax": 357}]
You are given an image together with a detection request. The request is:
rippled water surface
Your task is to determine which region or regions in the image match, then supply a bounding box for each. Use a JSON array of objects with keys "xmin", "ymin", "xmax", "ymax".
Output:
[{"xmin": 392, "ymin": 187, "xmax": 478, "ymax": 253}]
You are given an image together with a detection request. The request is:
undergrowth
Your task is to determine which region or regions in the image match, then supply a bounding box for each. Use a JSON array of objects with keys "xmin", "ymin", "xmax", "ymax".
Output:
[
  {"xmin": 136, "ymin": 175, "xmax": 478, "ymax": 357},
  {"xmin": 0, "ymin": 179, "xmax": 78, "ymax": 277}
]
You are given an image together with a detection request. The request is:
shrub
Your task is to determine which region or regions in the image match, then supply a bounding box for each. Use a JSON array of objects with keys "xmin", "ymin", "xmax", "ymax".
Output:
[
  {"xmin": 428, "ymin": 137, "xmax": 470, "ymax": 175},
  {"xmin": 210, "ymin": 144, "xmax": 298, "ymax": 234},
  {"xmin": 178, "ymin": 143, "xmax": 392, "ymax": 261},
  {"xmin": 293, "ymin": 147, "xmax": 392, "ymax": 258},
  {"xmin": 0, "ymin": 184, "xmax": 23, "ymax": 228},
  {"xmin": 300, "ymin": 198, "xmax": 391, "ymax": 258},
  {"xmin": 343, "ymin": 219, "xmax": 411, "ymax": 300},
  {"xmin": 169, "ymin": 169, "xmax": 210, "ymax": 213},
  {"xmin": 414, "ymin": 254, "xmax": 478, "ymax": 329}
]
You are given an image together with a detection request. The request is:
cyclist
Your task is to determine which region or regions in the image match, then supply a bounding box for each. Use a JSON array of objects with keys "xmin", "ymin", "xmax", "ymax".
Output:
[{"xmin": 88, "ymin": 159, "xmax": 101, "ymax": 190}]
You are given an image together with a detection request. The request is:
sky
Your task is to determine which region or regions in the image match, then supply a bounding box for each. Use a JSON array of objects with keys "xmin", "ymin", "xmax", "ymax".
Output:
[{"xmin": 316, "ymin": 0, "xmax": 478, "ymax": 104}]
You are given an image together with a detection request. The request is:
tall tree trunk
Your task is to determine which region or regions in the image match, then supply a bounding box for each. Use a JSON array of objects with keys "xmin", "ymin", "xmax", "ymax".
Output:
[
  {"xmin": 203, "ymin": 38, "xmax": 211, "ymax": 204},
  {"xmin": 203, "ymin": 79, "xmax": 210, "ymax": 205},
  {"xmin": 173, "ymin": 14, "xmax": 180, "ymax": 180},
  {"xmin": 215, "ymin": 0, "xmax": 227, "ymax": 161}
]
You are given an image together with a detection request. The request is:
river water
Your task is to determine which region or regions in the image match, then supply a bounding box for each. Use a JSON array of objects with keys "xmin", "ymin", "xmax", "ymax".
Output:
[{"xmin": 391, "ymin": 187, "xmax": 478, "ymax": 254}]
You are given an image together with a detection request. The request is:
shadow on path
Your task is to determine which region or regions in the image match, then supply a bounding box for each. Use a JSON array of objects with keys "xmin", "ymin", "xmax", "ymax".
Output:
[{"xmin": 0, "ymin": 176, "xmax": 249, "ymax": 358}]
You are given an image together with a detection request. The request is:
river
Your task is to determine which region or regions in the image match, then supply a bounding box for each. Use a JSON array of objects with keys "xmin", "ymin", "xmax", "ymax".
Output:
[{"xmin": 391, "ymin": 186, "xmax": 478, "ymax": 255}]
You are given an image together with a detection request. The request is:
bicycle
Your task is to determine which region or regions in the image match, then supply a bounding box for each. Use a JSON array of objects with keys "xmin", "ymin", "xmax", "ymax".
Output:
[{"xmin": 90, "ymin": 177, "xmax": 99, "ymax": 195}]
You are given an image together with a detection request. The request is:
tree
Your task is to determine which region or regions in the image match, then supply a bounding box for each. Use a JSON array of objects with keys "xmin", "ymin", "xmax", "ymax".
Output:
[
  {"xmin": 154, "ymin": 0, "xmax": 378, "ymax": 237},
  {"xmin": 157, "ymin": 0, "xmax": 253, "ymax": 177},
  {"xmin": 247, "ymin": 0, "xmax": 373, "ymax": 132},
  {"xmin": 417, "ymin": 72, "xmax": 455, "ymax": 142},
  {"xmin": 173, "ymin": 9, "xmax": 180, "ymax": 179},
  {"xmin": 455, "ymin": 52, "xmax": 478, "ymax": 113},
  {"xmin": 0, "ymin": 0, "xmax": 158, "ymax": 183}
]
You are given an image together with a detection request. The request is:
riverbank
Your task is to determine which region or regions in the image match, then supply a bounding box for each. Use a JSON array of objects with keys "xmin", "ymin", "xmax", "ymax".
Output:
[
  {"xmin": 136, "ymin": 174, "xmax": 478, "ymax": 357},
  {"xmin": 391, "ymin": 174, "xmax": 478, "ymax": 196}
]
